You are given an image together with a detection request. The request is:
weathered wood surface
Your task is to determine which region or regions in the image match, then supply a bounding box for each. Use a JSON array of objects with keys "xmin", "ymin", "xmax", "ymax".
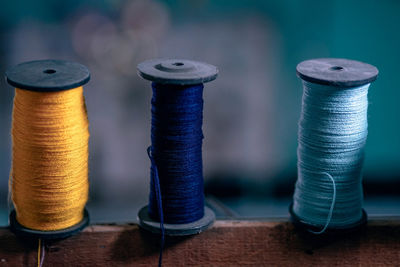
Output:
[{"xmin": 0, "ymin": 219, "xmax": 400, "ymax": 266}]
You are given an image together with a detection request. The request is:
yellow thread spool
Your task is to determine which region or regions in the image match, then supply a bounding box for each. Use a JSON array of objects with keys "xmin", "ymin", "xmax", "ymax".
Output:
[{"xmin": 6, "ymin": 60, "xmax": 90, "ymax": 239}]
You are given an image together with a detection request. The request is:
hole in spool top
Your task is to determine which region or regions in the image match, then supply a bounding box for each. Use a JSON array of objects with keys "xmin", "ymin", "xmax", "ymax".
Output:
[
  {"xmin": 43, "ymin": 69, "xmax": 56, "ymax": 74},
  {"xmin": 172, "ymin": 62, "xmax": 184, "ymax": 66},
  {"xmin": 330, "ymin": 66, "xmax": 343, "ymax": 71}
]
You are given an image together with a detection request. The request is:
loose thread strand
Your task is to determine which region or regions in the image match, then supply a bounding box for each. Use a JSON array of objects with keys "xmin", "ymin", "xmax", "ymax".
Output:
[
  {"xmin": 147, "ymin": 147, "xmax": 164, "ymax": 267},
  {"xmin": 37, "ymin": 239, "xmax": 45, "ymax": 267},
  {"xmin": 308, "ymin": 173, "xmax": 336, "ymax": 234},
  {"xmin": 40, "ymin": 239, "xmax": 45, "ymax": 267},
  {"xmin": 37, "ymin": 239, "xmax": 40, "ymax": 267}
]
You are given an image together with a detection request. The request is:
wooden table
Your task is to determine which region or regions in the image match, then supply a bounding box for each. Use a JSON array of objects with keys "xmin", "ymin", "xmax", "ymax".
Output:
[{"xmin": 1, "ymin": 218, "xmax": 399, "ymax": 266}]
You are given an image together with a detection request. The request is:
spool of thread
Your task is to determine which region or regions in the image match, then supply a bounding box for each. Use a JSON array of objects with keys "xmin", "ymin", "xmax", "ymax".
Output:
[
  {"xmin": 6, "ymin": 60, "xmax": 90, "ymax": 239},
  {"xmin": 290, "ymin": 58, "xmax": 378, "ymax": 234},
  {"xmin": 137, "ymin": 59, "xmax": 217, "ymax": 236}
]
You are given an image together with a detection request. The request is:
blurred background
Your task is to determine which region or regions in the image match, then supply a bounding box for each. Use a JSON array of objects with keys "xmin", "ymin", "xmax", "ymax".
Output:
[{"xmin": 0, "ymin": 0, "xmax": 399, "ymax": 224}]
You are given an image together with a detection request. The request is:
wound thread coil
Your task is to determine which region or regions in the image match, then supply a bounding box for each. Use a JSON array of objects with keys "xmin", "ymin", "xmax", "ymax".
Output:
[
  {"xmin": 6, "ymin": 60, "xmax": 90, "ymax": 239},
  {"xmin": 290, "ymin": 58, "xmax": 378, "ymax": 234},
  {"xmin": 148, "ymin": 82, "xmax": 205, "ymax": 224}
]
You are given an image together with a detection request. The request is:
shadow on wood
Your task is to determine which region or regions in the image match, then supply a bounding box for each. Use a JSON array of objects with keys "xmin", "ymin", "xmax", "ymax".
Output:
[{"xmin": 0, "ymin": 220, "xmax": 399, "ymax": 266}]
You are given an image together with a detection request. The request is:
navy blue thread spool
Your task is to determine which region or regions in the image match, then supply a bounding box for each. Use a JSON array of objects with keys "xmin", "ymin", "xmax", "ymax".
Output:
[
  {"xmin": 5, "ymin": 60, "xmax": 90, "ymax": 240},
  {"xmin": 289, "ymin": 58, "xmax": 378, "ymax": 234},
  {"xmin": 137, "ymin": 59, "xmax": 217, "ymax": 236}
]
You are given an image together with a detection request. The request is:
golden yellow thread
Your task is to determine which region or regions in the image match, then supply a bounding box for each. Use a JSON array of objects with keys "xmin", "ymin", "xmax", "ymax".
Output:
[
  {"xmin": 11, "ymin": 86, "xmax": 89, "ymax": 231},
  {"xmin": 38, "ymin": 239, "xmax": 41, "ymax": 267}
]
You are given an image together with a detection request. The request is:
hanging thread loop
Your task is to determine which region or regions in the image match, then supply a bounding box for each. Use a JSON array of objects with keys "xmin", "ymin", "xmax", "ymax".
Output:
[
  {"xmin": 147, "ymin": 146, "xmax": 165, "ymax": 267},
  {"xmin": 307, "ymin": 172, "xmax": 336, "ymax": 234}
]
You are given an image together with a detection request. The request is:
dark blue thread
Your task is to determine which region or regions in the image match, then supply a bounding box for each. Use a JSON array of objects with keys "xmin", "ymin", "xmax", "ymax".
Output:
[
  {"xmin": 148, "ymin": 82, "xmax": 205, "ymax": 266},
  {"xmin": 147, "ymin": 147, "xmax": 164, "ymax": 267}
]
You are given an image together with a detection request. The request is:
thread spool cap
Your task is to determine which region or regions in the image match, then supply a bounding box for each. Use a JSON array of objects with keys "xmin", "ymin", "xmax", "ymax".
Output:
[
  {"xmin": 137, "ymin": 59, "xmax": 218, "ymax": 85},
  {"xmin": 138, "ymin": 205, "xmax": 216, "ymax": 236},
  {"xmin": 5, "ymin": 60, "xmax": 90, "ymax": 92},
  {"xmin": 9, "ymin": 209, "xmax": 90, "ymax": 240},
  {"xmin": 289, "ymin": 203, "xmax": 367, "ymax": 235},
  {"xmin": 296, "ymin": 58, "xmax": 378, "ymax": 87}
]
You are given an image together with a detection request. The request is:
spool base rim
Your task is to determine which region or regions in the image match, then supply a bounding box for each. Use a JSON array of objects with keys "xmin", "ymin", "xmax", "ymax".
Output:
[
  {"xmin": 289, "ymin": 203, "xmax": 367, "ymax": 235},
  {"xmin": 9, "ymin": 209, "xmax": 90, "ymax": 240},
  {"xmin": 138, "ymin": 205, "xmax": 215, "ymax": 236}
]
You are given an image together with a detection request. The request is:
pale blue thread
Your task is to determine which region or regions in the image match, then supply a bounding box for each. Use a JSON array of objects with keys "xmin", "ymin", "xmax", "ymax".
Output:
[
  {"xmin": 293, "ymin": 81, "xmax": 370, "ymax": 232},
  {"xmin": 308, "ymin": 172, "xmax": 336, "ymax": 234}
]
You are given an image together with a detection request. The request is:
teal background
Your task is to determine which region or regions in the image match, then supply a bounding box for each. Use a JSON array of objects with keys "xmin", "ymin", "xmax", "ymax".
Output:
[{"xmin": 0, "ymin": 0, "xmax": 399, "ymax": 224}]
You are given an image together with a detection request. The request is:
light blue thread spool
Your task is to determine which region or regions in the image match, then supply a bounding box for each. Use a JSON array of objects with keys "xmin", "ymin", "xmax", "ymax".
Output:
[{"xmin": 290, "ymin": 58, "xmax": 378, "ymax": 234}]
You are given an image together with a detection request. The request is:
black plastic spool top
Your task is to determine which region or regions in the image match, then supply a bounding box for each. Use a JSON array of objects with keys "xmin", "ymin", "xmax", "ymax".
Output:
[
  {"xmin": 296, "ymin": 58, "xmax": 378, "ymax": 87},
  {"xmin": 5, "ymin": 59, "xmax": 91, "ymax": 239},
  {"xmin": 137, "ymin": 59, "xmax": 218, "ymax": 236},
  {"xmin": 137, "ymin": 58, "xmax": 218, "ymax": 85},
  {"xmin": 291, "ymin": 58, "xmax": 378, "ymax": 234}
]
